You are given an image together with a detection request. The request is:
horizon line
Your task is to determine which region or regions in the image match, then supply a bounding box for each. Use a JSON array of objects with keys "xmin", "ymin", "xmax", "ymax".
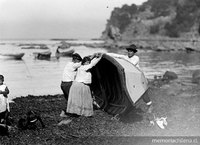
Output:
[{"xmin": 0, "ymin": 37, "xmax": 102, "ymax": 41}]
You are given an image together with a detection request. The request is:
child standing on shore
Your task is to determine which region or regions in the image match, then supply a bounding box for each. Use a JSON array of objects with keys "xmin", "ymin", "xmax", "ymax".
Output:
[{"xmin": 0, "ymin": 75, "xmax": 10, "ymax": 124}]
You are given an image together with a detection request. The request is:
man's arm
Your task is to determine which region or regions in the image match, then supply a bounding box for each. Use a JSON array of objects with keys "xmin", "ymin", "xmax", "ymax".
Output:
[
  {"xmin": 129, "ymin": 56, "xmax": 139, "ymax": 66},
  {"xmin": 106, "ymin": 53, "xmax": 126, "ymax": 59}
]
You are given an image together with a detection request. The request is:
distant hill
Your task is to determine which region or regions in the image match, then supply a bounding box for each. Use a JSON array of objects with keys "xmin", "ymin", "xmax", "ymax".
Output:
[{"xmin": 102, "ymin": 0, "xmax": 200, "ymax": 41}]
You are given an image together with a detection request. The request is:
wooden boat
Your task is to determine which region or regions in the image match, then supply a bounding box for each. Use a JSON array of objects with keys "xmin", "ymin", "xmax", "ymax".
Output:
[
  {"xmin": 33, "ymin": 51, "xmax": 51, "ymax": 60},
  {"xmin": 0, "ymin": 53, "xmax": 25, "ymax": 60},
  {"xmin": 55, "ymin": 48, "xmax": 75, "ymax": 57},
  {"xmin": 90, "ymin": 54, "xmax": 148, "ymax": 115},
  {"xmin": 185, "ymin": 47, "xmax": 195, "ymax": 53},
  {"xmin": 21, "ymin": 46, "xmax": 36, "ymax": 49}
]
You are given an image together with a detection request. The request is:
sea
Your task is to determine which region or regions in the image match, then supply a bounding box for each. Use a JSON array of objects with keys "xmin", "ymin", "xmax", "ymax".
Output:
[{"xmin": 0, "ymin": 39, "xmax": 200, "ymax": 101}]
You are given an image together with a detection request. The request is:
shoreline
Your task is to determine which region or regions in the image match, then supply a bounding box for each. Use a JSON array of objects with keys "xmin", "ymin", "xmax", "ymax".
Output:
[
  {"xmin": 59, "ymin": 38, "xmax": 200, "ymax": 53},
  {"xmin": 2, "ymin": 38, "xmax": 200, "ymax": 53}
]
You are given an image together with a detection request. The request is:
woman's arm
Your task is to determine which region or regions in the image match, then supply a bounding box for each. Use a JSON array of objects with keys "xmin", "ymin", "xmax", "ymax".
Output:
[
  {"xmin": 84, "ymin": 54, "xmax": 102, "ymax": 70},
  {"xmin": 5, "ymin": 87, "xmax": 9, "ymax": 95},
  {"xmin": 0, "ymin": 86, "xmax": 9, "ymax": 97},
  {"xmin": 72, "ymin": 62, "xmax": 81, "ymax": 69}
]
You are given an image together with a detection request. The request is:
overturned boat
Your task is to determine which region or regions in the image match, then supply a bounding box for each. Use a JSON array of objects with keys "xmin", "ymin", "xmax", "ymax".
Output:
[
  {"xmin": 0, "ymin": 53, "xmax": 25, "ymax": 60},
  {"xmin": 90, "ymin": 54, "xmax": 148, "ymax": 115}
]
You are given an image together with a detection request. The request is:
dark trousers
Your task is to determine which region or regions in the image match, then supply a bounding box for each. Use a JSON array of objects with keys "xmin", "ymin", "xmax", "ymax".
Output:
[
  {"xmin": 0, "ymin": 111, "xmax": 6, "ymax": 121},
  {"xmin": 60, "ymin": 81, "xmax": 80, "ymax": 117},
  {"xmin": 60, "ymin": 81, "xmax": 73, "ymax": 102},
  {"xmin": 142, "ymin": 88, "xmax": 152, "ymax": 104},
  {"xmin": 0, "ymin": 110, "xmax": 9, "ymax": 124}
]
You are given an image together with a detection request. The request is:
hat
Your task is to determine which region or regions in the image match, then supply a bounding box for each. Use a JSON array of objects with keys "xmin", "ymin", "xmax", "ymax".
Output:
[
  {"xmin": 126, "ymin": 44, "xmax": 138, "ymax": 52},
  {"xmin": 72, "ymin": 53, "xmax": 82, "ymax": 61},
  {"xmin": 82, "ymin": 56, "xmax": 91, "ymax": 64}
]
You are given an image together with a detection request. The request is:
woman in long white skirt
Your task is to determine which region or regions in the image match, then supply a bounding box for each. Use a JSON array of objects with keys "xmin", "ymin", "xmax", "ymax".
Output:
[
  {"xmin": 67, "ymin": 81, "xmax": 93, "ymax": 116},
  {"xmin": 66, "ymin": 54, "xmax": 102, "ymax": 117}
]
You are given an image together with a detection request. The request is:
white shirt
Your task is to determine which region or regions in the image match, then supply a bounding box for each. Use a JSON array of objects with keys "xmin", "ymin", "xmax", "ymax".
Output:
[
  {"xmin": 107, "ymin": 53, "xmax": 140, "ymax": 69},
  {"xmin": 75, "ymin": 57, "xmax": 101, "ymax": 84},
  {"xmin": 62, "ymin": 62, "xmax": 81, "ymax": 82},
  {"xmin": 0, "ymin": 84, "xmax": 7, "ymax": 113},
  {"xmin": 124, "ymin": 55, "xmax": 140, "ymax": 69}
]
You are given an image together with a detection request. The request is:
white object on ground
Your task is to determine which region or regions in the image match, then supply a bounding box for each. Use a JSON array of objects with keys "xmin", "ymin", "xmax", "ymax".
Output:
[
  {"xmin": 155, "ymin": 117, "xmax": 167, "ymax": 129},
  {"xmin": 149, "ymin": 120, "xmax": 155, "ymax": 126},
  {"xmin": 60, "ymin": 110, "xmax": 69, "ymax": 118},
  {"xmin": 58, "ymin": 119, "xmax": 72, "ymax": 126},
  {"xmin": 146, "ymin": 101, "xmax": 152, "ymax": 106}
]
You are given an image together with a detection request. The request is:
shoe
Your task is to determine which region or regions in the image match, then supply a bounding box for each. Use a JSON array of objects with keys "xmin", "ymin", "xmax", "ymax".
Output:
[
  {"xmin": 58, "ymin": 119, "xmax": 72, "ymax": 126},
  {"xmin": 60, "ymin": 110, "xmax": 69, "ymax": 118},
  {"xmin": 146, "ymin": 101, "xmax": 152, "ymax": 106}
]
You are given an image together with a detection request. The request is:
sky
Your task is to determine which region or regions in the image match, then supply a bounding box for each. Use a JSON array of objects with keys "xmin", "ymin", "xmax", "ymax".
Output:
[{"xmin": 0, "ymin": 0, "xmax": 147, "ymax": 39}]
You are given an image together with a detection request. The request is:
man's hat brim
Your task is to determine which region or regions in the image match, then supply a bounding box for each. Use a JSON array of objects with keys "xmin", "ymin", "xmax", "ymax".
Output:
[{"xmin": 126, "ymin": 47, "xmax": 138, "ymax": 52}]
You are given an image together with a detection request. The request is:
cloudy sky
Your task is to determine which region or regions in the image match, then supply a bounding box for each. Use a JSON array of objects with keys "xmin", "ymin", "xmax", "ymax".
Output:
[{"xmin": 0, "ymin": 0, "xmax": 147, "ymax": 39}]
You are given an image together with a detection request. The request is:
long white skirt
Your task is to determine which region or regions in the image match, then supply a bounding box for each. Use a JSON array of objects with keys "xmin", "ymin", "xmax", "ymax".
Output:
[{"xmin": 66, "ymin": 81, "xmax": 93, "ymax": 117}]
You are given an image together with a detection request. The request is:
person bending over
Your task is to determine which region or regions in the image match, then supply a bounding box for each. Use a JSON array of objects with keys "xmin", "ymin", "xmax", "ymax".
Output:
[
  {"xmin": 60, "ymin": 53, "xmax": 82, "ymax": 117},
  {"xmin": 66, "ymin": 53, "xmax": 102, "ymax": 118}
]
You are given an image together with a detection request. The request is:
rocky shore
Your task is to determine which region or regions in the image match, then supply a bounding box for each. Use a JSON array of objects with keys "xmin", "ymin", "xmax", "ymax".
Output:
[
  {"xmin": 16, "ymin": 37, "xmax": 200, "ymax": 54},
  {"xmin": 1, "ymin": 71, "xmax": 200, "ymax": 144},
  {"xmin": 64, "ymin": 38, "xmax": 200, "ymax": 53},
  {"xmin": 91, "ymin": 38, "xmax": 200, "ymax": 53}
]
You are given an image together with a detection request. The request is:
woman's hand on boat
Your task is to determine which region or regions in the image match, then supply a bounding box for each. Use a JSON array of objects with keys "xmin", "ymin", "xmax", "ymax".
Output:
[{"xmin": 95, "ymin": 53, "xmax": 102, "ymax": 58}]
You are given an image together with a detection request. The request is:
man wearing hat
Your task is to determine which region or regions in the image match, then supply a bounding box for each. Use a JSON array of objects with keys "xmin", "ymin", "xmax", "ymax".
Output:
[
  {"xmin": 60, "ymin": 53, "xmax": 82, "ymax": 117},
  {"xmin": 127, "ymin": 44, "xmax": 152, "ymax": 107},
  {"xmin": 125, "ymin": 44, "xmax": 140, "ymax": 69},
  {"xmin": 107, "ymin": 44, "xmax": 152, "ymax": 111},
  {"xmin": 107, "ymin": 44, "xmax": 140, "ymax": 69}
]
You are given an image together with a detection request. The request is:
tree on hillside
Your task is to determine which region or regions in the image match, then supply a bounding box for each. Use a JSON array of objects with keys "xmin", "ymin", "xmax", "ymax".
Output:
[
  {"xmin": 164, "ymin": 0, "xmax": 199, "ymax": 37},
  {"xmin": 148, "ymin": 0, "xmax": 177, "ymax": 17},
  {"xmin": 109, "ymin": 4, "xmax": 138, "ymax": 33}
]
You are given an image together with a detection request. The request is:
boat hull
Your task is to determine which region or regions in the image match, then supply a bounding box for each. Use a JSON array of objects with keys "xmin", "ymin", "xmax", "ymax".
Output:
[
  {"xmin": 55, "ymin": 49, "xmax": 74, "ymax": 57},
  {"xmin": 33, "ymin": 52, "xmax": 51, "ymax": 60},
  {"xmin": 0, "ymin": 53, "xmax": 25, "ymax": 60}
]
